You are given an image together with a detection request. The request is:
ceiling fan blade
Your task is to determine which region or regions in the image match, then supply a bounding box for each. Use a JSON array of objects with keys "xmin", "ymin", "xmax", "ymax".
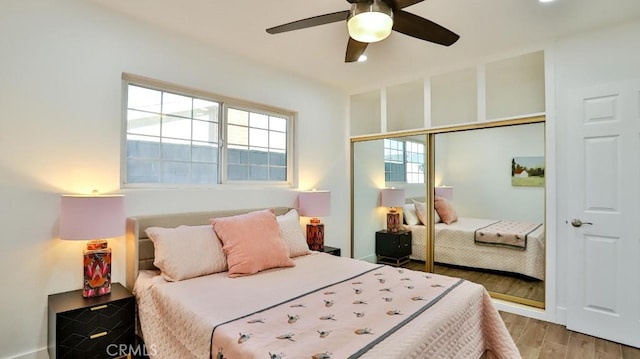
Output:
[
  {"xmin": 266, "ymin": 10, "xmax": 350, "ymax": 34},
  {"xmin": 345, "ymin": 37, "xmax": 369, "ymax": 63},
  {"xmin": 392, "ymin": 10, "xmax": 459, "ymax": 46},
  {"xmin": 392, "ymin": 0, "xmax": 425, "ymax": 10}
]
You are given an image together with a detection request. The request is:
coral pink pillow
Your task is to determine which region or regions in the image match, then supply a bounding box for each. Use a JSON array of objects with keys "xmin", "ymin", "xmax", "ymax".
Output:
[
  {"xmin": 434, "ymin": 196, "xmax": 458, "ymax": 224},
  {"xmin": 211, "ymin": 209, "xmax": 294, "ymax": 277}
]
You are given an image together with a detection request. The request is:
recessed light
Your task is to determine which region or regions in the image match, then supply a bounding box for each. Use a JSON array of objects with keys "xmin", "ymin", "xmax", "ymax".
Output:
[
  {"xmin": 357, "ymin": 54, "xmax": 368, "ymax": 62},
  {"xmin": 539, "ymin": 0, "xmax": 556, "ymax": 3}
]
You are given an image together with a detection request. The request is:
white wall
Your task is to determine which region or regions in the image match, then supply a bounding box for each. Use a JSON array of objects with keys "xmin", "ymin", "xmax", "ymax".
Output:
[
  {"xmin": 553, "ymin": 19, "xmax": 640, "ymax": 324},
  {"xmin": 0, "ymin": 0, "xmax": 348, "ymax": 357},
  {"xmin": 352, "ymin": 140, "xmax": 386, "ymax": 261},
  {"xmin": 435, "ymin": 123, "xmax": 545, "ymax": 223}
]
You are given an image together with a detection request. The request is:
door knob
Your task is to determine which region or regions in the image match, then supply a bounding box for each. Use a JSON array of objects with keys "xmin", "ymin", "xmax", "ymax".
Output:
[{"xmin": 571, "ymin": 219, "xmax": 593, "ymax": 227}]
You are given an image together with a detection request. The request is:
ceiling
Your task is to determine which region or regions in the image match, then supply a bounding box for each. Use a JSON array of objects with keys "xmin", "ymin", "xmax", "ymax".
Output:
[{"xmin": 88, "ymin": 0, "xmax": 640, "ymax": 93}]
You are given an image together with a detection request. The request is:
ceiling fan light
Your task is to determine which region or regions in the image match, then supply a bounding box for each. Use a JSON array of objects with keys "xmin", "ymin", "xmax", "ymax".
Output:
[{"xmin": 348, "ymin": 0, "xmax": 393, "ymax": 43}]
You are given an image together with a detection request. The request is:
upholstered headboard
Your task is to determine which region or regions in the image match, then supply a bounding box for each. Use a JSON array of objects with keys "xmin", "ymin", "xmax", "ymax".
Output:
[{"xmin": 125, "ymin": 207, "xmax": 292, "ymax": 290}]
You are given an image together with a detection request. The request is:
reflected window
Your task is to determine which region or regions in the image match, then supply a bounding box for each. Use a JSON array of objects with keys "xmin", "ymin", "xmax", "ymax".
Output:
[{"xmin": 384, "ymin": 139, "xmax": 425, "ymax": 183}]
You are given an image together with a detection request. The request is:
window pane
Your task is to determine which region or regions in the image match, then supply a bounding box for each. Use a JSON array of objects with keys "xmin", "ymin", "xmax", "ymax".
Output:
[
  {"xmin": 126, "ymin": 159, "xmax": 160, "ymax": 183},
  {"xmin": 192, "ymin": 141, "xmax": 217, "ymax": 163},
  {"xmin": 249, "ymin": 165, "xmax": 268, "ymax": 180},
  {"xmin": 269, "ymin": 167, "xmax": 286, "ymax": 181},
  {"xmin": 228, "ymin": 164, "xmax": 248, "ymax": 180},
  {"xmin": 228, "ymin": 124, "xmax": 248, "ymax": 146},
  {"xmin": 228, "ymin": 108, "xmax": 248, "ymax": 126},
  {"xmin": 163, "ymin": 93, "xmax": 192, "ymax": 118},
  {"xmin": 162, "ymin": 161, "xmax": 190, "ymax": 183},
  {"xmin": 193, "ymin": 99, "xmax": 218, "ymax": 122},
  {"xmin": 249, "ymin": 149, "xmax": 268, "ymax": 165},
  {"xmin": 270, "ymin": 117, "xmax": 287, "ymax": 132},
  {"xmin": 128, "ymin": 86, "xmax": 161, "ymax": 113},
  {"xmin": 250, "ymin": 112, "xmax": 269, "ymax": 129},
  {"xmin": 193, "ymin": 120, "xmax": 218, "ymax": 143},
  {"xmin": 162, "ymin": 139, "xmax": 190, "ymax": 161},
  {"xmin": 228, "ymin": 146, "xmax": 249, "ymax": 164},
  {"xmin": 270, "ymin": 131, "xmax": 286, "ymax": 150},
  {"xmin": 191, "ymin": 163, "xmax": 217, "ymax": 184},
  {"xmin": 162, "ymin": 115, "xmax": 192, "ymax": 140},
  {"xmin": 127, "ymin": 135, "xmax": 160, "ymax": 159},
  {"xmin": 249, "ymin": 128, "xmax": 269, "ymax": 148},
  {"xmin": 128, "ymin": 111, "xmax": 161, "ymax": 137},
  {"xmin": 269, "ymin": 151, "xmax": 286, "ymax": 166}
]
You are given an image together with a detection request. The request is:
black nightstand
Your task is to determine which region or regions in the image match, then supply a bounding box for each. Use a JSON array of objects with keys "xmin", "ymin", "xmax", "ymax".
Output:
[
  {"xmin": 376, "ymin": 230, "xmax": 412, "ymax": 266},
  {"xmin": 322, "ymin": 245, "xmax": 341, "ymax": 257},
  {"xmin": 48, "ymin": 282, "xmax": 135, "ymax": 359}
]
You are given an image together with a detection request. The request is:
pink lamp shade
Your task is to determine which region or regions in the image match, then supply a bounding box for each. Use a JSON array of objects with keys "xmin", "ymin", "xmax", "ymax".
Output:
[
  {"xmin": 298, "ymin": 190, "xmax": 331, "ymax": 218},
  {"xmin": 380, "ymin": 188, "xmax": 405, "ymax": 208},
  {"xmin": 298, "ymin": 190, "xmax": 331, "ymax": 251},
  {"xmin": 381, "ymin": 188, "xmax": 405, "ymax": 233},
  {"xmin": 60, "ymin": 195, "xmax": 126, "ymax": 240},
  {"xmin": 435, "ymin": 186, "xmax": 454, "ymax": 201},
  {"xmin": 60, "ymin": 194, "xmax": 125, "ymax": 298}
]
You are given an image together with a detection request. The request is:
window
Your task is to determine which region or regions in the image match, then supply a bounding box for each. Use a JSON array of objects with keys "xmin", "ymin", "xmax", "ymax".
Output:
[
  {"xmin": 123, "ymin": 75, "xmax": 293, "ymax": 186},
  {"xmin": 384, "ymin": 138, "xmax": 425, "ymax": 184}
]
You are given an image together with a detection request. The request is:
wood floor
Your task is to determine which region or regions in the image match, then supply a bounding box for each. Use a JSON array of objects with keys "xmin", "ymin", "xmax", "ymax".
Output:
[
  {"xmin": 500, "ymin": 311, "xmax": 640, "ymax": 359},
  {"xmin": 402, "ymin": 260, "xmax": 640, "ymax": 357},
  {"xmin": 402, "ymin": 260, "xmax": 545, "ymax": 303}
]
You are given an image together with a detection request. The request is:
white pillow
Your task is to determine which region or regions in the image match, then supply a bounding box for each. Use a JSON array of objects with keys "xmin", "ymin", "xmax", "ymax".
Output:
[
  {"xmin": 145, "ymin": 224, "xmax": 227, "ymax": 281},
  {"xmin": 277, "ymin": 209, "xmax": 311, "ymax": 257},
  {"xmin": 413, "ymin": 200, "xmax": 441, "ymax": 225},
  {"xmin": 403, "ymin": 204, "xmax": 420, "ymax": 225}
]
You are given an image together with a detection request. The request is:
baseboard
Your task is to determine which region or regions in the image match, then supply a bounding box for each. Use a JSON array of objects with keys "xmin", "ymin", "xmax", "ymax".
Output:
[
  {"xmin": 8, "ymin": 348, "xmax": 48, "ymax": 359},
  {"xmin": 355, "ymin": 254, "xmax": 377, "ymax": 263}
]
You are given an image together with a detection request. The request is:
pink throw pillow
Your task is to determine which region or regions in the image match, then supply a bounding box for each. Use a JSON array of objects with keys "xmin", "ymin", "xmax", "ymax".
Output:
[
  {"xmin": 211, "ymin": 209, "xmax": 295, "ymax": 277},
  {"xmin": 434, "ymin": 196, "xmax": 458, "ymax": 224}
]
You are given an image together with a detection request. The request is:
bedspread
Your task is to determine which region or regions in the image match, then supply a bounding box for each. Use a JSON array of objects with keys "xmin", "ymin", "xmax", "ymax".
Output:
[
  {"xmin": 134, "ymin": 253, "xmax": 520, "ymax": 359},
  {"xmin": 212, "ymin": 265, "xmax": 463, "ymax": 358},
  {"xmin": 475, "ymin": 220, "xmax": 542, "ymax": 250}
]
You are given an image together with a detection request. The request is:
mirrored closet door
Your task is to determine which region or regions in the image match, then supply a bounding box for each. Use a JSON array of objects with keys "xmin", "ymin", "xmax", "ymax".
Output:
[{"xmin": 351, "ymin": 118, "xmax": 546, "ymax": 308}]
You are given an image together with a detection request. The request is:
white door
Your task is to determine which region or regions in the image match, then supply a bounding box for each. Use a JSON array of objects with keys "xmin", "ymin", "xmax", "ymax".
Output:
[{"xmin": 566, "ymin": 80, "xmax": 640, "ymax": 347}]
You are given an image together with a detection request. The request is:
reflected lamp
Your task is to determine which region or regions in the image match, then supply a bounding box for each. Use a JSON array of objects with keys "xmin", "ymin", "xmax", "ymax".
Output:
[
  {"xmin": 435, "ymin": 186, "xmax": 454, "ymax": 201},
  {"xmin": 381, "ymin": 188, "xmax": 405, "ymax": 232}
]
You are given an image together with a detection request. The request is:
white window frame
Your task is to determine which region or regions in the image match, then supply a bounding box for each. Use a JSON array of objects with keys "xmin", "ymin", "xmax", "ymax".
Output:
[
  {"xmin": 384, "ymin": 138, "xmax": 425, "ymax": 185},
  {"xmin": 120, "ymin": 73, "xmax": 295, "ymax": 188}
]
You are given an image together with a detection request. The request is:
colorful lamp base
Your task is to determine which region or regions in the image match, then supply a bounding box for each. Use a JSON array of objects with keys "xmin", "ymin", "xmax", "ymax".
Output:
[
  {"xmin": 83, "ymin": 240, "xmax": 111, "ymax": 298},
  {"xmin": 386, "ymin": 210, "xmax": 401, "ymax": 232},
  {"xmin": 306, "ymin": 222, "xmax": 325, "ymax": 251}
]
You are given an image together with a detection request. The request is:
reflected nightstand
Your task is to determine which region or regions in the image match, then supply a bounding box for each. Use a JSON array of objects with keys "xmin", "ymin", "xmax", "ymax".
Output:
[{"xmin": 375, "ymin": 230, "xmax": 412, "ymax": 266}]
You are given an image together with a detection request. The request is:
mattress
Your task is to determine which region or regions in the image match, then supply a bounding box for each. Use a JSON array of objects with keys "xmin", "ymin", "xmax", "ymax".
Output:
[
  {"xmin": 134, "ymin": 252, "xmax": 520, "ymax": 358},
  {"xmin": 406, "ymin": 217, "xmax": 545, "ymax": 280}
]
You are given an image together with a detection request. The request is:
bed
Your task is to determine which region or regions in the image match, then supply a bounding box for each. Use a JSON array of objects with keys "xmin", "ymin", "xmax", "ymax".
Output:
[
  {"xmin": 404, "ymin": 202, "xmax": 545, "ymax": 280},
  {"xmin": 125, "ymin": 207, "xmax": 521, "ymax": 359}
]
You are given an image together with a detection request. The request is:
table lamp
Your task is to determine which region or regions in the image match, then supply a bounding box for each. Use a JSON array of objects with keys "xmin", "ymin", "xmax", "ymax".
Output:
[
  {"xmin": 298, "ymin": 190, "xmax": 331, "ymax": 251},
  {"xmin": 435, "ymin": 186, "xmax": 454, "ymax": 201},
  {"xmin": 381, "ymin": 187, "xmax": 405, "ymax": 232},
  {"xmin": 60, "ymin": 194, "xmax": 125, "ymax": 298}
]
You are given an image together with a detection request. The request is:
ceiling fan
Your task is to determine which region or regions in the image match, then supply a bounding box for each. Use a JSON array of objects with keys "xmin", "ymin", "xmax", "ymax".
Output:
[{"xmin": 266, "ymin": 0, "xmax": 460, "ymax": 63}]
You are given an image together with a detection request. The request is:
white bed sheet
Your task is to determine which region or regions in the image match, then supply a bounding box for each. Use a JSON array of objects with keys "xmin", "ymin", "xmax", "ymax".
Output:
[
  {"xmin": 134, "ymin": 252, "xmax": 520, "ymax": 359},
  {"xmin": 406, "ymin": 217, "xmax": 545, "ymax": 280}
]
